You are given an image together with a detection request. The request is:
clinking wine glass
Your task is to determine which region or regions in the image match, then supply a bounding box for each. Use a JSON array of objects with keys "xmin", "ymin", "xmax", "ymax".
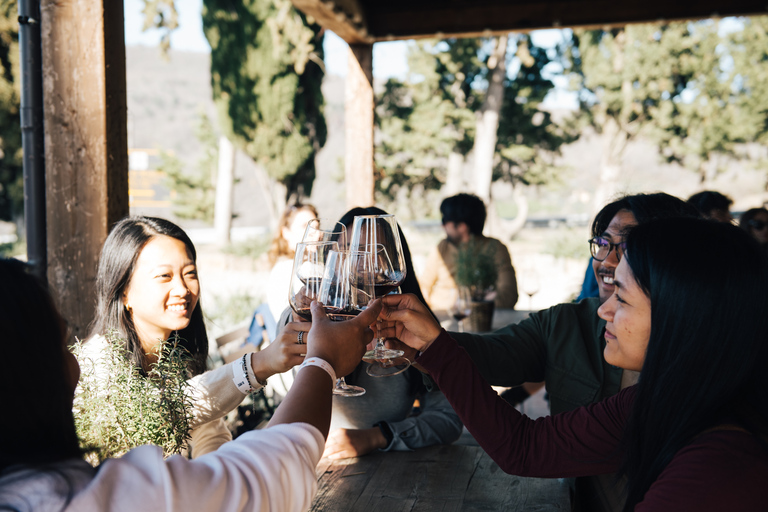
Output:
[
  {"xmin": 318, "ymin": 249, "xmax": 372, "ymax": 397},
  {"xmin": 364, "ymin": 285, "xmax": 411, "ymax": 377},
  {"xmin": 289, "ymin": 241, "xmax": 339, "ymax": 322},
  {"xmin": 303, "ymin": 218, "xmax": 347, "ymax": 249},
  {"xmin": 452, "ymin": 287, "xmax": 472, "ymax": 333},
  {"xmin": 348, "ymin": 215, "xmax": 407, "ymax": 364}
]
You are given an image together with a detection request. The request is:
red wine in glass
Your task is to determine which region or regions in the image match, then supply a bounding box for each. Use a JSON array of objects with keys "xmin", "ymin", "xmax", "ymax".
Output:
[
  {"xmin": 325, "ymin": 305, "xmax": 364, "ymax": 322},
  {"xmin": 374, "ymin": 272, "xmax": 405, "ymax": 298}
]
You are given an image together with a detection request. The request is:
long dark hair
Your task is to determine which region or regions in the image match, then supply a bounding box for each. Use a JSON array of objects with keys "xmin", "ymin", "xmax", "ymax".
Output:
[
  {"xmin": 591, "ymin": 192, "xmax": 700, "ymax": 238},
  {"xmin": 339, "ymin": 207, "xmax": 437, "ymax": 390},
  {"xmin": 620, "ymin": 218, "xmax": 768, "ymax": 510},
  {"xmin": 0, "ymin": 259, "xmax": 82, "ymax": 472},
  {"xmin": 88, "ymin": 216, "xmax": 208, "ymax": 375}
]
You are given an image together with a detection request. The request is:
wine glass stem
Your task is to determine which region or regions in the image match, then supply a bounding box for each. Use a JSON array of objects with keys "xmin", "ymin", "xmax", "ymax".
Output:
[{"xmin": 458, "ymin": 319, "xmax": 464, "ymax": 333}]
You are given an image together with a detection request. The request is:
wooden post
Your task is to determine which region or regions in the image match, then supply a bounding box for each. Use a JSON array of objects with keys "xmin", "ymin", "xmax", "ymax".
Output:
[
  {"xmin": 41, "ymin": 0, "xmax": 129, "ymax": 338},
  {"xmin": 345, "ymin": 44, "xmax": 374, "ymax": 208}
]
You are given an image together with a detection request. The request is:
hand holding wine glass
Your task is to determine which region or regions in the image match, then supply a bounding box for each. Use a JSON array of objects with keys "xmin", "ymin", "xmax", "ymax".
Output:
[
  {"xmin": 348, "ymin": 214, "xmax": 410, "ymax": 376},
  {"xmin": 317, "ymin": 249, "xmax": 374, "ymax": 396}
]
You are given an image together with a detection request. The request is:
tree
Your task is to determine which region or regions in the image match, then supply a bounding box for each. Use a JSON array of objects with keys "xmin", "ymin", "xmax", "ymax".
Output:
[
  {"xmin": 160, "ymin": 113, "xmax": 218, "ymax": 223},
  {"xmin": 567, "ymin": 18, "xmax": 768, "ymax": 209},
  {"xmin": 0, "ymin": 0, "xmax": 21, "ymax": 222},
  {"xmin": 202, "ymin": 0, "xmax": 326, "ymax": 227},
  {"xmin": 376, "ymin": 35, "xmax": 573, "ymax": 229}
]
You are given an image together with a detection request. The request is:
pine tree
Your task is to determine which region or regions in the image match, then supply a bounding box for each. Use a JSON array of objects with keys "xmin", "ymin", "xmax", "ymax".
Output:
[
  {"xmin": 0, "ymin": 0, "xmax": 21, "ymax": 222},
  {"xmin": 202, "ymin": 0, "xmax": 326, "ymax": 224}
]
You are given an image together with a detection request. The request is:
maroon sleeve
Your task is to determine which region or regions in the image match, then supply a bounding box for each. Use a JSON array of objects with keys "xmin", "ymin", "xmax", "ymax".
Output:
[
  {"xmin": 417, "ymin": 330, "xmax": 632, "ymax": 477},
  {"xmin": 636, "ymin": 431, "xmax": 768, "ymax": 511}
]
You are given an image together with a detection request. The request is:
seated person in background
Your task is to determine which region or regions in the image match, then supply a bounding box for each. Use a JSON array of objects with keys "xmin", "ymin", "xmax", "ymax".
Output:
[
  {"xmin": 420, "ymin": 193, "xmax": 518, "ymax": 310},
  {"xmin": 266, "ymin": 203, "xmax": 318, "ymax": 322},
  {"xmin": 399, "ymin": 192, "xmax": 700, "ymax": 512},
  {"xmin": 687, "ymin": 190, "xmax": 733, "ymax": 223},
  {"xmin": 739, "ymin": 207, "xmax": 768, "ymax": 256},
  {"xmin": 382, "ymin": 218, "xmax": 768, "ymax": 512},
  {"xmin": 276, "ymin": 206, "xmax": 463, "ymax": 460},
  {"xmin": 0, "ymin": 257, "xmax": 381, "ymax": 511}
]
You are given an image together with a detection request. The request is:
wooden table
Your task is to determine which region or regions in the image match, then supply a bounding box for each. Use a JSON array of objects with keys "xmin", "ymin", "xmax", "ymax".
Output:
[{"xmin": 310, "ymin": 444, "xmax": 570, "ymax": 511}]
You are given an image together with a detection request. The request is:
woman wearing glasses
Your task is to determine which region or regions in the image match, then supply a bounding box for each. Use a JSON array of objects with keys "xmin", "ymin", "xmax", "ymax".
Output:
[
  {"xmin": 739, "ymin": 207, "xmax": 768, "ymax": 255},
  {"xmin": 382, "ymin": 217, "xmax": 768, "ymax": 511}
]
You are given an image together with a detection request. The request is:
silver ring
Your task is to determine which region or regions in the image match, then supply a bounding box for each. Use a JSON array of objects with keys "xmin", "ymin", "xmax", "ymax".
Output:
[{"xmin": 297, "ymin": 331, "xmax": 305, "ymax": 345}]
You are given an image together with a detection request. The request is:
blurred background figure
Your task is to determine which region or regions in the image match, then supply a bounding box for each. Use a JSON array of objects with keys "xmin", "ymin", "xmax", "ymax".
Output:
[
  {"xmin": 687, "ymin": 190, "xmax": 734, "ymax": 223},
  {"xmin": 420, "ymin": 193, "xmax": 518, "ymax": 311},
  {"xmin": 266, "ymin": 203, "xmax": 319, "ymax": 321},
  {"xmin": 739, "ymin": 207, "xmax": 768, "ymax": 255}
]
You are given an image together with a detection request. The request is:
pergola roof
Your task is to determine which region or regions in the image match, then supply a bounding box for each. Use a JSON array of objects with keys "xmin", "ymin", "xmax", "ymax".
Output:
[{"xmin": 291, "ymin": 0, "xmax": 768, "ymax": 43}]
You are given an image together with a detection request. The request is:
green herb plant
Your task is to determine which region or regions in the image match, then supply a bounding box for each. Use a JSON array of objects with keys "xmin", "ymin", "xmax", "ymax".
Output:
[
  {"xmin": 454, "ymin": 239, "xmax": 499, "ymax": 302},
  {"xmin": 72, "ymin": 331, "xmax": 194, "ymax": 464}
]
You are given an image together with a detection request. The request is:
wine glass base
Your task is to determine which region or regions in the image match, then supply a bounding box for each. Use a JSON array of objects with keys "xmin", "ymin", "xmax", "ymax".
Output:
[
  {"xmin": 333, "ymin": 383, "xmax": 366, "ymax": 397},
  {"xmin": 365, "ymin": 356, "xmax": 411, "ymax": 377},
  {"xmin": 362, "ymin": 348, "xmax": 404, "ymax": 363}
]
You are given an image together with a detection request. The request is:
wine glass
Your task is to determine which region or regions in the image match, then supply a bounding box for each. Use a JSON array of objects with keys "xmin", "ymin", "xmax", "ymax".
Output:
[
  {"xmin": 520, "ymin": 272, "xmax": 540, "ymax": 310},
  {"xmin": 289, "ymin": 241, "xmax": 339, "ymax": 321},
  {"xmin": 318, "ymin": 249, "xmax": 372, "ymax": 397},
  {"xmin": 348, "ymin": 214, "xmax": 410, "ymax": 376},
  {"xmin": 451, "ymin": 286, "xmax": 472, "ymax": 333},
  {"xmin": 363, "ymin": 285, "xmax": 411, "ymax": 377},
  {"xmin": 349, "ymin": 215, "xmax": 406, "ymax": 360},
  {"xmin": 303, "ymin": 218, "xmax": 347, "ymax": 248}
]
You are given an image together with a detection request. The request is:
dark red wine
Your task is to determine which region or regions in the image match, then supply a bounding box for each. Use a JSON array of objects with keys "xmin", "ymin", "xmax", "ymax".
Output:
[
  {"xmin": 374, "ymin": 272, "xmax": 404, "ymax": 297},
  {"xmin": 325, "ymin": 306, "xmax": 364, "ymax": 322},
  {"xmin": 290, "ymin": 305, "xmax": 312, "ymax": 322},
  {"xmin": 452, "ymin": 312, "xmax": 468, "ymax": 321}
]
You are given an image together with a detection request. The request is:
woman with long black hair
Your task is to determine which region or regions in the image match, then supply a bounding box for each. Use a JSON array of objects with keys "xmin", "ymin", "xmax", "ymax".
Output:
[{"xmin": 381, "ymin": 217, "xmax": 768, "ymax": 510}]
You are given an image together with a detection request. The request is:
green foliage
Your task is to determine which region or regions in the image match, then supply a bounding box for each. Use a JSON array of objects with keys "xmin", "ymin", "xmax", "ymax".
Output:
[
  {"xmin": 0, "ymin": 0, "xmax": 21, "ymax": 221},
  {"xmin": 375, "ymin": 36, "xmax": 573, "ymax": 205},
  {"xmin": 222, "ymin": 233, "xmax": 271, "ymax": 259},
  {"xmin": 455, "ymin": 239, "xmax": 499, "ymax": 301},
  {"xmin": 202, "ymin": 0, "xmax": 326, "ymax": 199},
  {"xmin": 161, "ymin": 113, "xmax": 218, "ymax": 223},
  {"xmin": 204, "ymin": 289, "xmax": 263, "ymax": 339},
  {"xmin": 141, "ymin": 0, "xmax": 178, "ymax": 54},
  {"xmin": 567, "ymin": 18, "xmax": 768, "ymax": 182},
  {"xmin": 73, "ymin": 332, "xmax": 194, "ymax": 463}
]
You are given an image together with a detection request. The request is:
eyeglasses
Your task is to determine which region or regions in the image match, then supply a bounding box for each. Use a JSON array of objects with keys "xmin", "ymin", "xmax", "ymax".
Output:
[
  {"xmin": 589, "ymin": 237, "xmax": 627, "ymax": 262},
  {"xmin": 748, "ymin": 219, "xmax": 768, "ymax": 231}
]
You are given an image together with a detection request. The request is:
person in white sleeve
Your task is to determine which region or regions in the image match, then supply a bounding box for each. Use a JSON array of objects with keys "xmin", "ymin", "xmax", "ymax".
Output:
[
  {"xmin": 0, "ymin": 257, "xmax": 380, "ymax": 512},
  {"xmin": 81, "ymin": 216, "xmax": 310, "ymax": 457}
]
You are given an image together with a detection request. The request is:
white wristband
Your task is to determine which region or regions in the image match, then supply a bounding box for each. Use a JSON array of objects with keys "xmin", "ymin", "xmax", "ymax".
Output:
[
  {"xmin": 298, "ymin": 357, "xmax": 336, "ymax": 387},
  {"xmin": 232, "ymin": 354, "xmax": 255, "ymax": 394}
]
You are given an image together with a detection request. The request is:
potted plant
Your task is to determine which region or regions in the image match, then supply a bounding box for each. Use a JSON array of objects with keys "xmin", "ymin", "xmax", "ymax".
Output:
[{"xmin": 454, "ymin": 239, "xmax": 498, "ymax": 332}]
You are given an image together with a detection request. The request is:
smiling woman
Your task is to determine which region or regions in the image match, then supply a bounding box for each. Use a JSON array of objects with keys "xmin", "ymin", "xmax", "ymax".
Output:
[
  {"xmin": 80, "ymin": 216, "xmax": 312, "ymax": 458},
  {"xmin": 381, "ymin": 217, "xmax": 768, "ymax": 511}
]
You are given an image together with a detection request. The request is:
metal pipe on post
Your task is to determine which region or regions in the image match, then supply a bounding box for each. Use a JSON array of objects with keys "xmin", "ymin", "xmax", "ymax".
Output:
[{"xmin": 18, "ymin": 0, "xmax": 46, "ymax": 285}]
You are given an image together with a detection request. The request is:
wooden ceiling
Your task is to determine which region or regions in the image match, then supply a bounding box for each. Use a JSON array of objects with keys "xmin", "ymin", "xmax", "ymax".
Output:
[{"xmin": 291, "ymin": 0, "xmax": 768, "ymax": 43}]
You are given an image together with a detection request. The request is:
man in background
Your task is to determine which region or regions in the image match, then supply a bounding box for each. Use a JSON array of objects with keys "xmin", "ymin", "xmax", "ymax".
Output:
[
  {"xmin": 687, "ymin": 190, "xmax": 733, "ymax": 223},
  {"xmin": 420, "ymin": 193, "xmax": 518, "ymax": 310}
]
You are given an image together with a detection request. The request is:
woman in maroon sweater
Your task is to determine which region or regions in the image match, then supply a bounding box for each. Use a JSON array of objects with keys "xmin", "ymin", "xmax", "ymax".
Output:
[{"xmin": 381, "ymin": 218, "xmax": 768, "ymax": 511}]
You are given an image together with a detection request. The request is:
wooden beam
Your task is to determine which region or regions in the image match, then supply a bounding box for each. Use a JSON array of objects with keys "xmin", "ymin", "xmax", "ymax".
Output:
[
  {"xmin": 294, "ymin": 0, "xmax": 767, "ymax": 42},
  {"xmin": 367, "ymin": 0, "xmax": 768, "ymax": 40},
  {"xmin": 291, "ymin": 0, "xmax": 373, "ymax": 44},
  {"xmin": 41, "ymin": 0, "xmax": 129, "ymax": 339},
  {"xmin": 345, "ymin": 44, "xmax": 374, "ymax": 209}
]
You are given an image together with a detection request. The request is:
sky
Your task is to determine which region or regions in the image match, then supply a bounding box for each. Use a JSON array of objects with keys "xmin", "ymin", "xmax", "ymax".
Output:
[{"xmin": 123, "ymin": 0, "xmax": 576, "ymax": 106}]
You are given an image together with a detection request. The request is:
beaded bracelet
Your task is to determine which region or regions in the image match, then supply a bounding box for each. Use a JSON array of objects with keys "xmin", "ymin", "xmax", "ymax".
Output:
[{"xmin": 297, "ymin": 357, "xmax": 336, "ymax": 387}]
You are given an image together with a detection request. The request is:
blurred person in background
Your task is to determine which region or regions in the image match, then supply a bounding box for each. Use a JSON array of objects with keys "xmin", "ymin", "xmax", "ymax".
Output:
[
  {"xmin": 687, "ymin": 190, "xmax": 733, "ymax": 223},
  {"xmin": 739, "ymin": 207, "xmax": 768, "ymax": 255},
  {"xmin": 420, "ymin": 193, "xmax": 518, "ymax": 311}
]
